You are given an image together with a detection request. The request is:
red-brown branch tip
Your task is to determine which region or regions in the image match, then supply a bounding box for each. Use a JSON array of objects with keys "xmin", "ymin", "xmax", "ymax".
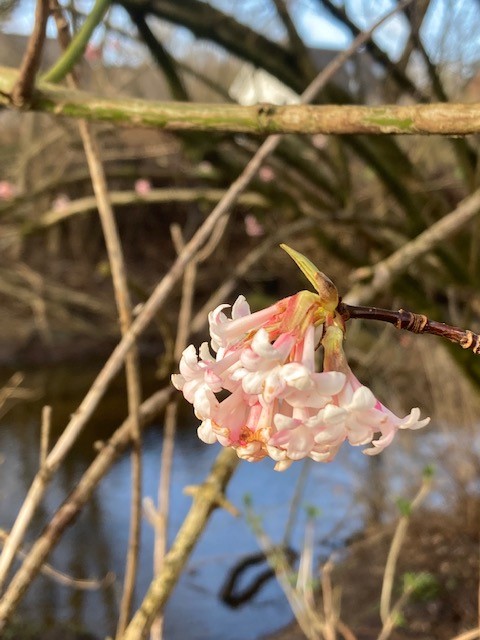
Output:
[{"xmin": 338, "ymin": 302, "xmax": 480, "ymax": 356}]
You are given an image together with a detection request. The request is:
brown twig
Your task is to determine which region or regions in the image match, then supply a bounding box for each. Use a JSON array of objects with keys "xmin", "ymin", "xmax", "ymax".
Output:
[
  {"xmin": 10, "ymin": 0, "xmax": 49, "ymax": 108},
  {"xmin": 339, "ymin": 302, "xmax": 480, "ymax": 356}
]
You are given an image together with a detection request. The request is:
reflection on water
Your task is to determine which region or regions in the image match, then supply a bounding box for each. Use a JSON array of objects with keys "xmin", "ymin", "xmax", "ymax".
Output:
[{"xmin": 0, "ymin": 363, "xmax": 368, "ymax": 639}]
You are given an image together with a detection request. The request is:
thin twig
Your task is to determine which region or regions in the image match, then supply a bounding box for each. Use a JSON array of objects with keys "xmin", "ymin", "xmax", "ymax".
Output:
[
  {"xmin": 151, "ymin": 226, "xmax": 196, "ymax": 640},
  {"xmin": 321, "ymin": 559, "xmax": 338, "ymax": 640},
  {"xmin": 10, "ymin": 0, "xmax": 49, "ymax": 108},
  {"xmin": 0, "ymin": 530, "xmax": 113, "ymax": 591},
  {"xmin": 23, "ymin": 189, "xmax": 268, "ymax": 234},
  {"xmin": 339, "ymin": 302, "xmax": 480, "ymax": 356},
  {"xmin": 245, "ymin": 502, "xmax": 324, "ymax": 640},
  {"xmin": 39, "ymin": 405, "xmax": 51, "ymax": 469},
  {"xmin": 79, "ymin": 113, "xmax": 144, "ymax": 639},
  {"xmin": 151, "ymin": 216, "xmax": 229, "ymax": 640},
  {"xmin": 379, "ymin": 474, "xmax": 433, "ymax": 625}
]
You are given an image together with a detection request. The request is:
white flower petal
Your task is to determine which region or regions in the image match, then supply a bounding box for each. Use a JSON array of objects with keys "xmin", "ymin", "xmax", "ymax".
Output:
[
  {"xmin": 313, "ymin": 371, "xmax": 346, "ymax": 396},
  {"xmin": 251, "ymin": 328, "xmax": 277, "ymax": 359},
  {"xmin": 281, "ymin": 363, "xmax": 313, "ymax": 390},
  {"xmin": 363, "ymin": 429, "xmax": 395, "ymax": 455},
  {"xmin": 171, "ymin": 373, "xmax": 185, "ymax": 391},
  {"xmin": 231, "ymin": 295, "xmax": 251, "ymax": 319},
  {"xmin": 197, "ymin": 420, "xmax": 217, "ymax": 444},
  {"xmin": 273, "ymin": 414, "xmax": 297, "ymax": 431},
  {"xmin": 274, "ymin": 459, "xmax": 293, "ymax": 472},
  {"xmin": 287, "ymin": 427, "xmax": 314, "ymax": 460},
  {"xmin": 348, "ymin": 386, "xmax": 377, "ymax": 411},
  {"xmin": 398, "ymin": 408, "xmax": 430, "ymax": 430}
]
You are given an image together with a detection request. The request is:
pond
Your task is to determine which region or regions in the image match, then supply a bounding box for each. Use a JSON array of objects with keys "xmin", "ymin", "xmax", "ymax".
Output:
[{"xmin": 0, "ymin": 361, "xmax": 434, "ymax": 639}]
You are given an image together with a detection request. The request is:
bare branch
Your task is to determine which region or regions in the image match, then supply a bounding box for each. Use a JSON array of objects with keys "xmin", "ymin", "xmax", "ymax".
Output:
[
  {"xmin": 3, "ymin": 66, "xmax": 480, "ymax": 134},
  {"xmin": 10, "ymin": 0, "xmax": 49, "ymax": 108}
]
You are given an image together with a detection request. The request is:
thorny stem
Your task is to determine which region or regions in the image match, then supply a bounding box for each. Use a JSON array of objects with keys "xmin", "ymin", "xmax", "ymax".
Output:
[{"xmin": 338, "ymin": 302, "xmax": 480, "ymax": 355}]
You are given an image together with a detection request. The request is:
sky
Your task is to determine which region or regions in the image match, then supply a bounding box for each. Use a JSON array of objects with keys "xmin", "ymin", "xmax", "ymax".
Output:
[{"xmin": 2, "ymin": 0, "xmax": 480, "ymax": 68}]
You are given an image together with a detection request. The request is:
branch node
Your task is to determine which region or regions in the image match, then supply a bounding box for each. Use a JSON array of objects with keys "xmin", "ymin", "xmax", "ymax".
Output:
[
  {"xmin": 396, "ymin": 309, "xmax": 428, "ymax": 333},
  {"xmin": 183, "ymin": 485, "xmax": 239, "ymax": 516},
  {"xmin": 460, "ymin": 330, "xmax": 480, "ymax": 354}
]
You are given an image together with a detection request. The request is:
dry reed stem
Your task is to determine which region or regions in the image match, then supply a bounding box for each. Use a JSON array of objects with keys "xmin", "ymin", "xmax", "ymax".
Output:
[
  {"xmin": 336, "ymin": 620, "xmax": 358, "ymax": 640},
  {"xmin": 322, "ymin": 559, "xmax": 338, "ymax": 640},
  {"xmin": 0, "ymin": 388, "xmax": 172, "ymax": 630},
  {"xmin": 151, "ymin": 218, "xmax": 229, "ymax": 640},
  {"xmin": 54, "ymin": 8, "xmax": 143, "ymax": 634},
  {"xmin": 377, "ymin": 588, "xmax": 414, "ymax": 640},
  {"xmin": 121, "ymin": 448, "xmax": 239, "ymax": 640},
  {"xmin": 379, "ymin": 476, "xmax": 433, "ymax": 625},
  {"xmin": 78, "ymin": 116, "xmax": 143, "ymax": 640},
  {"xmin": 39, "ymin": 405, "xmax": 51, "ymax": 469},
  {"xmin": 150, "ymin": 227, "xmax": 196, "ymax": 640}
]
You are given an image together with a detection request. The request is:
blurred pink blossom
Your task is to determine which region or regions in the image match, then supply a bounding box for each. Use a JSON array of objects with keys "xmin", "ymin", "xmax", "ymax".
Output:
[
  {"xmin": 135, "ymin": 179, "xmax": 152, "ymax": 195},
  {"xmin": 244, "ymin": 214, "xmax": 264, "ymax": 237},
  {"xmin": 52, "ymin": 193, "xmax": 70, "ymax": 211},
  {"xmin": 259, "ymin": 166, "xmax": 275, "ymax": 183},
  {"xmin": 311, "ymin": 134, "xmax": 327, "ymax": 150},
  {"xmin": 0, "ymin": 181, "xmax": 15, "ymax": 201},
  {"xmin": 85, "ymin": 43, "xmax": 102, "ymax": 63}
]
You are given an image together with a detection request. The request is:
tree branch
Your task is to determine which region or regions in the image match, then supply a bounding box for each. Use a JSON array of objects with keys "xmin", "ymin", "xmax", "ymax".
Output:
[
  {"xmin": 2, "ymin": 67, "xmax": 480, "ymax": 135},
  {"xmin": 339, "ymin": 303, "xmax": 480, "ymax": 356},
  {"xmin": 10, "ymin": 0, "xmax": 49, "ymax": 108},
  {"xmin": 127, "ymin": 8, "xmax": 189, "ymax": 101},
  {"xmin": 121, "ymin": 448, "xmax": 239, "ymax": 640}
]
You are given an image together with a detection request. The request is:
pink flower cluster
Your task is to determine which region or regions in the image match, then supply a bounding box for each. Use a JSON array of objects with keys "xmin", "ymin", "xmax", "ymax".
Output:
[{"xmin": 172, "ymin": 292, "xmax": 429, "ymax": 471}]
